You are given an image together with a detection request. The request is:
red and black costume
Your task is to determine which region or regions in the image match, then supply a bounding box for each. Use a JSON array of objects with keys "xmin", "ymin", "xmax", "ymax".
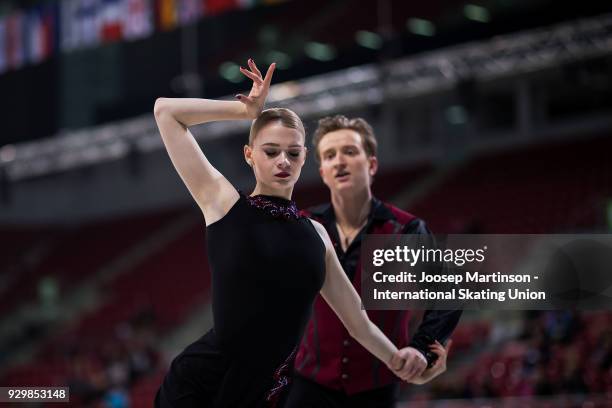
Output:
[{"xmin": 285, "ymin": 198, "xmax": 462, "ymax": 407}]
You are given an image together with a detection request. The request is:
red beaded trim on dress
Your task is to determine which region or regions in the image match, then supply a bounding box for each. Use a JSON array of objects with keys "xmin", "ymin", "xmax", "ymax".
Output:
[
  {"xmin": 266, "ymin": 348, "xmax": 296, "ymax": 407},
  {"xmin": 244, "ymin": 193, "xmax": 300, "ymax": 221}
]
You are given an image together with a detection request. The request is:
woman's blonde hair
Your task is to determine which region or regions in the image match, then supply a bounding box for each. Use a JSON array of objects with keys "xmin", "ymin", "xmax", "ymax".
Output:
[{"xmin": 249, "ymin": 108, "xmax": 305, "ymax": 145}]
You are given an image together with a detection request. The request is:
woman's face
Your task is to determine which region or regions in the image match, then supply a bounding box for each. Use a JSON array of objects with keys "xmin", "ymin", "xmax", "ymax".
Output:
[{"xmin": 244, "ymin": 122, "xmax": 307, "ymax": 191}]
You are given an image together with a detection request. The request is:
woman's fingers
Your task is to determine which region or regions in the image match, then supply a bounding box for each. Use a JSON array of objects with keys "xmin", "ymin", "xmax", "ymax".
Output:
[
  {"xmin": 406, "ymin": 364, "xmax": 423, "ymax": 381},
  {"xmin": 263, "ymin": 63, "xmax": 276, "ymax": 88},
  {"xmin": 234, "ymin": 59, "xmax": 274, "ymax": 117},
  {"xmin": 389, "ymin": 353, "xmax": 405, "ymax": 371},
  {"xmin": 247, "ymin": 58, "xmax": 262, "ymax": 77},
  {"xmin": 239, "ymin": 67, "xmax": 263, "ymax": 84},
  {"xmin": 235, "ymin": 94, "xmax": 254, "ymax": 104},
  {"xmin": 395, "ymin": 351, "xmax": 427, "ymax": 382},
  {"xmin": 239, "ymin": 59, "xmax": 275, "ymax": 86}
]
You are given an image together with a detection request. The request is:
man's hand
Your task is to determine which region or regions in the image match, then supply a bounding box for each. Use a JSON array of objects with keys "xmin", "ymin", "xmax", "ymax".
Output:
[
  {"xmin": 408, "ymin": 339, "xmax": 453, "ymax": 385},
  {"xmin": 388, "ymin": 346, "xmax": 428, "ymax": 382}
]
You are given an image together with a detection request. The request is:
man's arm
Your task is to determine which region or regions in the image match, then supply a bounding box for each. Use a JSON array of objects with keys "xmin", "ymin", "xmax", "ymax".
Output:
[
  {"xmin": 403, "ymin": 218, "xmax": 463, "ymax": 367},
  {"xmin": 408, "ymin": 309, "xmax": 462, "ymax": 367}
]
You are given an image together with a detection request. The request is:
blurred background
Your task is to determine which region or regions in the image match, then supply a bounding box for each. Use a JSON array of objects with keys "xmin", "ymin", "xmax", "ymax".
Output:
[{"xmin": 1, "ymin": 0, "xmax": 612, "ymax": 406}]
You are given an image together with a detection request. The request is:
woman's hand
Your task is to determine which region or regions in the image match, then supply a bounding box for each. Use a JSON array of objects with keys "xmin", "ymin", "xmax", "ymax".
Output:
[
  {"xmin": 387, "ymin": 346, "xmax": 427, "ymax": 382},
  {"xmin": 408, "ymin": 339, "xmax": 453, "ymax": 385},
  {"xmin": 235, "ymin": 59, "xmax": 276, "ymax": 119}
]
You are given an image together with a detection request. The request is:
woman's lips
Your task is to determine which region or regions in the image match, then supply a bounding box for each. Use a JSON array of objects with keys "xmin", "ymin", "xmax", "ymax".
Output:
[{"xmin": 275, "ymin": 172, "xmax": 290, "ymax": 178}]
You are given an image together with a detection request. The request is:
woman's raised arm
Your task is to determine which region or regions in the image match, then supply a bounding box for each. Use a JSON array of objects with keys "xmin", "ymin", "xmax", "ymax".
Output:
[{"xmin": 153, "ymin": 60, "xmax": 275, "ymax": 225}]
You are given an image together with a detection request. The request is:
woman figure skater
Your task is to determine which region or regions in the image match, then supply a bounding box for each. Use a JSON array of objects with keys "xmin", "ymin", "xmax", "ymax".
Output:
[{"xmin": 153, "ymin": 60, "xmax": 449, "ymax": 407}]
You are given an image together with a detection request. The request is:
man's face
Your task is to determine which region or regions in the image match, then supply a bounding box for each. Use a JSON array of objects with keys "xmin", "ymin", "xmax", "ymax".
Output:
[{"xmin": 317, "ymin": 129, "xmax": 377, "ymax": 193}]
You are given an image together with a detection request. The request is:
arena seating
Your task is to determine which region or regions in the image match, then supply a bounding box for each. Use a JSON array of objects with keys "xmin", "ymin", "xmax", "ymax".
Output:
[
  {"xmin": 410, "ymin": 135, "xmax": 612, "ymax": 233},
  {"xmin": 2, "ymin": 134, "xmax": 611, "ymax": 405},
  {"xmin": 0, "ymin": 211, "xmax": 179, "ymax": 317},
  {"xmin": 421, "ymin": 311, "xmax": 612, "ymax": 401},
  {"xmin": 0, "ymin": 211, "xmax": 209, "ymax": 406}
]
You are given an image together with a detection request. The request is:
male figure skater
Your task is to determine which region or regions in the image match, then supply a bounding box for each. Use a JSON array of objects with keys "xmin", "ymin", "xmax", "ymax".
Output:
[{"xmin": 284, "ymin": 115, "xmax": 462, "ymax": 407}]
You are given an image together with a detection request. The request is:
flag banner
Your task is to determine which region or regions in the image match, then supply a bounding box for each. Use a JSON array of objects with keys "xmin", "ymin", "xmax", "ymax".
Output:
[
  {"xmin": 7, "ymin": 11, "xmax": 25, "ymax": 70},
  {"xmin": 100, "ymin": 0, "xmax": 126, "ymax": 43},
  {"xmin": 40, "ymin": 3, "xmax": 58, "ymax": 59},
  {"xmin": 60, "ymin": 0, "xmax": 83, "ymax": 51},
  {"xmin": 24, "ymin": 7, "xmax": 44, "ymax": 65},
  {"xmin": 78, "ymin": 0, "xmax": 102, "ymax": 48},
  {"xmin": 124, "ymin": 0, "xmax": 154, "ymax": 40},
  {"xmin": 178, "ymin": 0, "xmax": 203, "ymax": 25},
  {"xmin": 2, "ymin": 0, "xmax": 289, "ymax": 69},
  {"xmin": 157, "ymin": 0, "xmax": 177, "ymax": 31},
  {"xmin": 204, "ymin": 0, "xmax": 238, "ymax": 16}
]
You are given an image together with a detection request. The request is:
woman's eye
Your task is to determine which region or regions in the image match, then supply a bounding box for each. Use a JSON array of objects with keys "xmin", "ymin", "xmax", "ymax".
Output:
[
  {"xmin": 289, "ymin": 151, "xmax": 301, "ymax": 158},
  {"xmin": 264, "ymin": 150, "xmax": 279, "ymax": 157}
]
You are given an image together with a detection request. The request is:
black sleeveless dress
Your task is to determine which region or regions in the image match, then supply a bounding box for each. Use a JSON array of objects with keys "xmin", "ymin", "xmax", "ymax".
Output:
[{"xmin": 155, "ymin": 192, "xmax": 326, "ymax": 408}]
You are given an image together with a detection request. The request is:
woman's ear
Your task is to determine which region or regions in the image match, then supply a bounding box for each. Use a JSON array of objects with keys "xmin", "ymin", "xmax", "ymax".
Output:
[{"xmin": 244, "ymin": 144, "xmax": 253, "ymax": 166}]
